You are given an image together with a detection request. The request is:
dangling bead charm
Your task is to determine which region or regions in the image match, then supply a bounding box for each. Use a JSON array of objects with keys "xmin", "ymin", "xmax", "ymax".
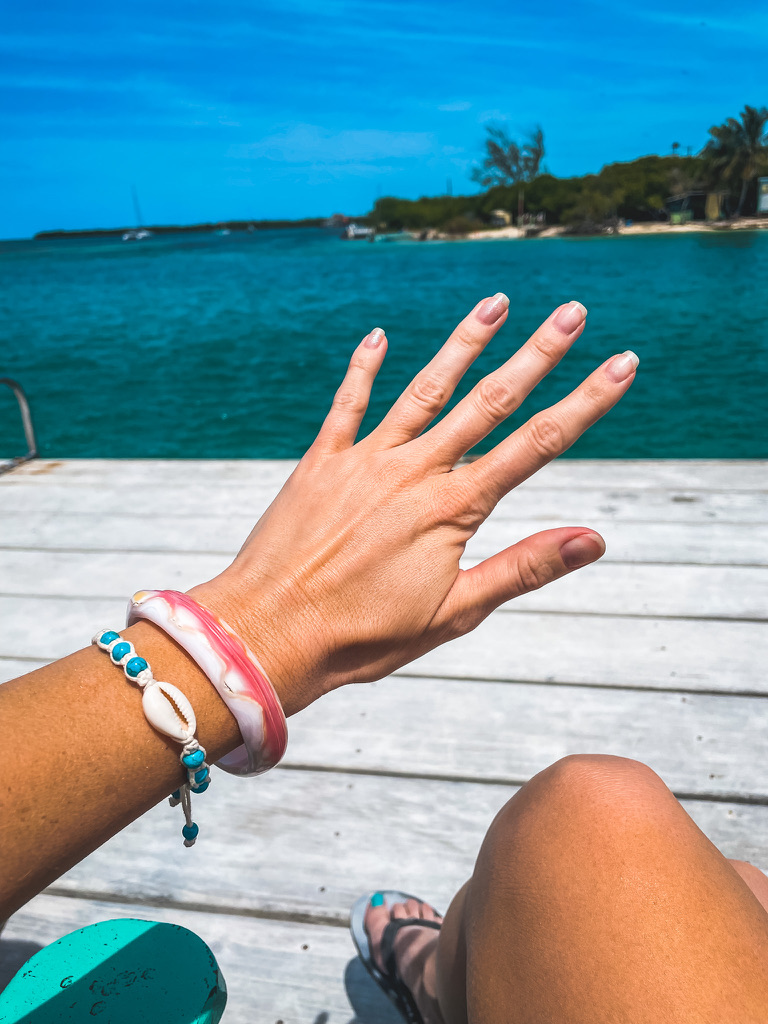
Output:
[{"xmin": 92, "ymin": 627, "xmax": 211, "ymax": 848}]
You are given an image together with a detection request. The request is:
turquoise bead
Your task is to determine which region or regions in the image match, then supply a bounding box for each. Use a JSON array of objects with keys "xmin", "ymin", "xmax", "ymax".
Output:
[
  {"xmin": 182, "ymin": 750, "xmax": 205, "ymax": 768},
  {"xmin": 171, "ymin": 789, "xmax": 181, "ymax": 801},
  {"xmin": 182, "ymin": 822, "xmax": 199, "ymax": 841},
  {"xmin": 110, "ymin": 641, "xmax": 131, "ymax": 663},
  {"xmin": 99, "ymin": 630, "xmax": 120, "ymax": 646},
  {"xmin": 125, "ymin": 656, "xmax": 148, "ymax": 678},
  {"xmin": 193, "ymin": 767, "xmax": 209, "ymax": 784},
  {"xmin": 193, "ymin": 780, "xmax": 210, "ymax": 794}
]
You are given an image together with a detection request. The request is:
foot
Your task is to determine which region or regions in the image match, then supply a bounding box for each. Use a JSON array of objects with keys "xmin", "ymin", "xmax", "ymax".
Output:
[{"xmin": 364, "ymin": 896, "xmax": 445, "ymax": 1024}]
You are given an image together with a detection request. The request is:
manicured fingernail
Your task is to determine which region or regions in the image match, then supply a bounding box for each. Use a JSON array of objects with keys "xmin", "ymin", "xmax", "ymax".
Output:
[
  {"xmin": 553, "ymin": 300, "xmax": 588, "ymax": 334},
  {"xmin": 605, "ymin": 350, "xmax": 639, "ymax": 383},
  {"xmin": 476, "ymin": 292, "xmax": 509, "ymax": 325},
  {"xmin": 371, "ymin": 893, "xmax": 385, "ymax": 907},
  {"xmin": 560, "ymin": 532, "xmax": 605, "ymax": 569},
  {"xmin": 364, "ymin": 328, "xmax": 385, "ymax": 349}
]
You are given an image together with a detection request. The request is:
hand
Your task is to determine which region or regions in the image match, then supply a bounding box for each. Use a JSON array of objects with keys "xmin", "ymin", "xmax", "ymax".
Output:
[{"xmin": 192, "ymin": 295, "xmax": 638, "ymax": 716}]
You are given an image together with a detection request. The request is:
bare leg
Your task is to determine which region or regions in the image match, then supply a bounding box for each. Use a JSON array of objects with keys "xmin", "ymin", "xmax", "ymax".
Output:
[{"xmin": 366, "ymin": 755, "xmax": 768, "ymax": 1024}]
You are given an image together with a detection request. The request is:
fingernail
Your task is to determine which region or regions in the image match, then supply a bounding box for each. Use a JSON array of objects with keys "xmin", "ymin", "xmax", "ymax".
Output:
[
  {"xmin": 553, "ymin": 300, "xmax": 588, "ymax": 334},
  {"xmin": 560, "ymin": 532, "xmax": 605, "ymax": 569},
  {"xmin": 605, "ymin": 350, "xmax": 639, "ymax": 383},
  {"xmin": 476, "ymin": 292, "xmax": 509, "ymax": 325},
  {"xmin": 371, "ymin": 893, "xmax": 385, "ymax": 907},
  {"xmin": 364, "ymin": 328, "xmax": 385, "ymax": 349}
]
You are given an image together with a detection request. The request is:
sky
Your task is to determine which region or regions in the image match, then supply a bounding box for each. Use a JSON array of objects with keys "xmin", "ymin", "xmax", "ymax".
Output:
[{"xmin": 2, "ymin": 0, "xmax": 767, "ymax": 238}]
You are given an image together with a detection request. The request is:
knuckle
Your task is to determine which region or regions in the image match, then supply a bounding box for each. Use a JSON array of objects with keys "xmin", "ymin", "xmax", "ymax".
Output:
[
  {"xmin": 529, "ymin": 329, "xmax": 564, "ymax": 362},
  {"xmin": 429, "ymin": 479, "xmax": 485, "ymax": 530},
  {"xmin": 409, "ymin": 375, "xmax": 448, "ymax": 414},
  {"xmin": 581, "ymin": 376, "xmax": 606, "ymax": 406},
  {"xmin": 516, "ymin": 549, "xmax": 557, "ymax": 592},
  {"xmin": 527, "ymin": 415, "xmax": 566, "ymax": 459},
  {"xmin": 333, "ymin": 388, "xmax": 365, "ymax": 414},
  {"xmin": 475, "ymin": 376, "xmax": 515, "ymax": 422},
  {"xmin": 451, "ymin": 325, "xmax": 481, "ymax": 351}
]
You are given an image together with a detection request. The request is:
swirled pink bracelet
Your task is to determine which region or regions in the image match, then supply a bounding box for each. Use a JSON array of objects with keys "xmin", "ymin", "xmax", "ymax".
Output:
[{"xmin": 126, "ymin": 590, "xmax": 288, "ymax": 777}]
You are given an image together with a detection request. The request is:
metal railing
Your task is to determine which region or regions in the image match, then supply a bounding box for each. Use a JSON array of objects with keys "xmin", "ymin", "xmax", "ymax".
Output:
[{"xmin": 0, "ymin": 378, "xmax": 38, "ymax": 474}]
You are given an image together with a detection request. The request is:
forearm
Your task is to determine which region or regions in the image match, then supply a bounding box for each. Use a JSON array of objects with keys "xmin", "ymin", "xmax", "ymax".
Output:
[{"xmin": 0, "ymin": 618, "xmax": 243, "ymax": 918}]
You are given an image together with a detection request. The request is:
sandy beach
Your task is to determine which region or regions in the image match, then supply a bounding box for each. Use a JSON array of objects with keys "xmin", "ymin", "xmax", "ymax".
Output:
[{"xmin": 460, "ymin": 216, "xmax": 768, "ymax": 242}]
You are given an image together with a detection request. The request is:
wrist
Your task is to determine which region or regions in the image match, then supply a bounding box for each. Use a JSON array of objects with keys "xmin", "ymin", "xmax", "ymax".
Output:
[{"xmin": 186, "ymin": 571, "xmax": 320, "ymax": 717}]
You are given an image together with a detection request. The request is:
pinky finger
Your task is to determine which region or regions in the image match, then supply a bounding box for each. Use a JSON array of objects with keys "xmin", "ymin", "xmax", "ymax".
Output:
[{"xmin": 314, "ymin": 328, "xmax": 387, "ymax": 453}]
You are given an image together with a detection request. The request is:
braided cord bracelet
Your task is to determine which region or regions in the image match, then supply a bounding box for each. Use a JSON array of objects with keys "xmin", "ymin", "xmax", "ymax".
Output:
[
  {"xmin": 126, "ymin": 590, "xmax": 288, "ymax": 777},
  {"xmin": 92, "ymin": 629, "xmax": 210, "ymax": 847}
]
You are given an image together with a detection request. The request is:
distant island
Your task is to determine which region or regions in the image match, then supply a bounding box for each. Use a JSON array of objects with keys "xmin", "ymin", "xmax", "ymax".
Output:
[{"xmin": 34, "ymin": 216, "xmax": 336, "ymax": 240}]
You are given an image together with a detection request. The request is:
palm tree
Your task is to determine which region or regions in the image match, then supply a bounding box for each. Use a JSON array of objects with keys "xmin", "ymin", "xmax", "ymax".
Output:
[
  {"xmin": 702, "ymin": 105, "xmax": 768, "ymax": 217},
  {"xmin": 472, "ymin": 126, "xmax": 545, "ymax": 188}
]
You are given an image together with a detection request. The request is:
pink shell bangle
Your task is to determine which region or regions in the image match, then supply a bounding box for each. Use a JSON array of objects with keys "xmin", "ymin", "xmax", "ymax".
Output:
[{"xmin": 126, "ymin": 590, "xmax": 288, "ymax": 777}]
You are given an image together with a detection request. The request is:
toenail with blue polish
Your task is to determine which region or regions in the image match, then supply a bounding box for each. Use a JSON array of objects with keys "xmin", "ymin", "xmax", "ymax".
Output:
[{"xmin": 371, "ymin": 893, "xmax": 385, "ymax": 907}]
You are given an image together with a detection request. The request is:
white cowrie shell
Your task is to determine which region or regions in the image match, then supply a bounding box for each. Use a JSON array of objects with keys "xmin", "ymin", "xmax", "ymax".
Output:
[{"xmin": 142, "ymin": 680, "xmax": 197, "ymax": 742}]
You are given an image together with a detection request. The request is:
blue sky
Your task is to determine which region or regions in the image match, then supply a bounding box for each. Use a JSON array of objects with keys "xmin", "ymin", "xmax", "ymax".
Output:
[{"xmin": 2, "ymin": 0, "xmax": 766, "ymax": 238}]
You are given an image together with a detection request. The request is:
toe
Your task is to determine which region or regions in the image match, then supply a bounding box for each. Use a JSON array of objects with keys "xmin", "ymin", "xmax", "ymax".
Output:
[
  {"xmin": 364, "ymin": 900, "xmax": 392, "ymax": 973},
  {"xmin": 403, "ymin": 898, "xmax": 422, "ymax": 918}
]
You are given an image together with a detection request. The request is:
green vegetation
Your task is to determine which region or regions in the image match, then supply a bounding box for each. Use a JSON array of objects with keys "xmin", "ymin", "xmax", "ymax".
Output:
[
  {"xmin": 702, "ymin": 105, "xmax": 768, "ymax": 217},
  {"xmin": 372, "ymin": 154, "xmax": 705, "ymax": 232},
  {"xmin": 372, "ymin": 107, "xmax": 768, "ymax": 234},
  {"xmin": 471, "ymin": 125, "xmax": 545, "ymax": 188}
]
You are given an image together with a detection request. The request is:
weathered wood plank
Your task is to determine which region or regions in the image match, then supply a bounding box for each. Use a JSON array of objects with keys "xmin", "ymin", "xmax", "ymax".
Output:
[
  {"xmin": 7, "ymin": 459, "xmax": 767, "ymax": 491},
  {"xmin": 407, "ymin": 611, "xmax": 767, "ymax": 692},
  {"xmin": 1, "ymin": 596, "xmax": 763, "ymax": 694},
  {"xmin": 285, "ymin": 677, "xmax": 768, "ymax": 797},
  {"xmin": 0, "ymin": 894, "xmax": 401, "ymax": 1024},
  {"xmin": 1, "ymin": 512, "xmax": 765, "ymax": 564},
  {"xmin": 3, "ymin": 482, "xmax": 767, "ymax": 524},
  {"xmin": 48, "ymin": 769, "xmax": 768, "ymax": 924},
  {"xmin": 1, "ymin": 549, "xmax": 764, "ymax": 620}
]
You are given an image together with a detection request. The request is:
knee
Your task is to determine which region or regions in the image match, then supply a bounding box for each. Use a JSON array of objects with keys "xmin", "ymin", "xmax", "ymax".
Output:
[
  {"xmin": 488, "ymin": 754, "xmax": 672, "ymax": 850},
  {"xmin": 546, "ymin": 753, "xmax": 667, "ymax": 800}
]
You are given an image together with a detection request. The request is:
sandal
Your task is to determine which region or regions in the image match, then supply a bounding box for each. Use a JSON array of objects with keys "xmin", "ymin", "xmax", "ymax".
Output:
[{"xmin": 350, "ymin": 890, "xmax": 442, "ymax": 1024}]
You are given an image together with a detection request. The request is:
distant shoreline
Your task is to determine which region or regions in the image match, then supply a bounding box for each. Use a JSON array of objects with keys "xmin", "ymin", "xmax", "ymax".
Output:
[
  {"xmin": 33, "ymin": 217, "xmax": 333, "ymax": 240},
  {"xmin": 30, "ymin": 215, "xmax": 768, "ymax": 243}
]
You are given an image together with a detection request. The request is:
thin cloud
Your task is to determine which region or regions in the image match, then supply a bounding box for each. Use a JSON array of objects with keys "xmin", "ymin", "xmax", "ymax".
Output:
[
  {"xmin": 439, "ymin": 101, "xmax": 471, "ymax": 112},
  {"xmin": 235, "ymin": 124, "xmax": 434, "ymax": 164}
]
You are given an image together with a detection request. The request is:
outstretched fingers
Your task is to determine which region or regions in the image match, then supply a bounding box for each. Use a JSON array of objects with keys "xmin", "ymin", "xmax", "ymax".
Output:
[
  {"xmin": 459, "ymin": 349, "xmax": 639, "ymax": 510},
  {"xmin": 369, "ymin": 293, "xmax": 510, "ymax": 448},
  {"xmin": 421, "ymin": 300, "xmax": 588, "ymax": 466},
  {"xmin": 313, "ymin": 329, "xmax": 388, "ymax": 453}
]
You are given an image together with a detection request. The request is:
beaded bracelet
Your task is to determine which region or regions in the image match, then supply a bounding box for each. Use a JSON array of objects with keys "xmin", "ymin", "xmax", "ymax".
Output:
[
  {"xmin": 126, "ymin": 590, "xmax": 288, "ymax": 777},
  {"xmin": 92, "ymin": 629, "xmax": 210, "ymax": 847}
]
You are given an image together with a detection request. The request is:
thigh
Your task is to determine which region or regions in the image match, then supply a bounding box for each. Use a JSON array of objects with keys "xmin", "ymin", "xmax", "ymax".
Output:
[{"xmin": 462, "ymin": 755, "xmax": 768, "ymax": 1024}]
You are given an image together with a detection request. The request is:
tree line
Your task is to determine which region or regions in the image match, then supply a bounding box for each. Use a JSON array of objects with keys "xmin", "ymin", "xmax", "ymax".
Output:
[{"xmin": 369, "ymin": 105, "xmax": 768, "ymax": 233}]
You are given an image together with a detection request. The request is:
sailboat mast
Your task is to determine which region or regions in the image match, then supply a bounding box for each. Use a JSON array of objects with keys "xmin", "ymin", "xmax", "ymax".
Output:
[{"xmin": 131, "ymin": 185, "xmax": 143, "ymax": 228}]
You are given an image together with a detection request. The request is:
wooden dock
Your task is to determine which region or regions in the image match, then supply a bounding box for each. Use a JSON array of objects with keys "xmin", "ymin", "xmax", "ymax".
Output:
[{"xmin": 1, "ymin": 457, "xmax": 766, "ymax": 1022}]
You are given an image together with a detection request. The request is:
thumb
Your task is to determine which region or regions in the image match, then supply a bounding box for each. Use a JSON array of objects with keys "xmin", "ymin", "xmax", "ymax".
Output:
[{"xmin": 441, "ymin": 527, "xmax": 605, "ymax": 633}]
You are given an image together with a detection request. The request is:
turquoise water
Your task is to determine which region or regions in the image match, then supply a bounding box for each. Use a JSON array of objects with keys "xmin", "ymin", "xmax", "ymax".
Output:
[{"xmin": 2, "ymin": 229, "xmax": 767, "ymax": 459}]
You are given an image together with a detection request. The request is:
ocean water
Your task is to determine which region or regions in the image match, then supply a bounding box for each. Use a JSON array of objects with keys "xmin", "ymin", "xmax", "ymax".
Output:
[{"xmin": 1, "ymin": 228, "xmax": 767, "ymax": 460}]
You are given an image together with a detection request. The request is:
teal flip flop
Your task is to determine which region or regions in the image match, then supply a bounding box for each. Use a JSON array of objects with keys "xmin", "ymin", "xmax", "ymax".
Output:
[
  {"xmin": 0, "ymin": 918, "xmax": 226, "ymax": 1024},
  {"xmin": 350, "ymin": 890, "xmax": 442, "ymax": 1024}
]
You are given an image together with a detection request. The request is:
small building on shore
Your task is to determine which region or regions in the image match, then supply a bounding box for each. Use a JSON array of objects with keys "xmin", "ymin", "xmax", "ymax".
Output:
[{"xmin": 666, "ymin": 191, "xmax": 729, "ymax": 223}]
